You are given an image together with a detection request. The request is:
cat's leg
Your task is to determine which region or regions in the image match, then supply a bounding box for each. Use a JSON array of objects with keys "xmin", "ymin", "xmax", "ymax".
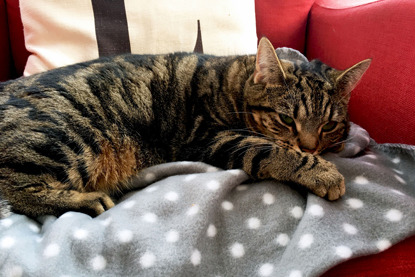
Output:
[
  {"xmin": 1, "ymin": 177, "xmax": 115, "ymax": 218},
  {"xmin": 190, "ymin": 130, "xmax": 345, "ymax": 200}
]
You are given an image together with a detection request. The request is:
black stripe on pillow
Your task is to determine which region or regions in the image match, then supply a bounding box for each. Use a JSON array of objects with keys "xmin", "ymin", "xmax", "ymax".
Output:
[{"xmin": 91, "ymin": 0, "xmax": 131, "ymax": 57}]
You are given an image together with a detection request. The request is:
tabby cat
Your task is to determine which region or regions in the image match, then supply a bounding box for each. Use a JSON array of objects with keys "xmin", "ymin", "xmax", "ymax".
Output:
[{"xmin": 0, "ymin": 38, "xmax": 370, "ymax": 218}]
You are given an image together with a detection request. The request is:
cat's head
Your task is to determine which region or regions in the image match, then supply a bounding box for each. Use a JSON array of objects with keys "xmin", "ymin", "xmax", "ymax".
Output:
[{"xmin": 244, "ymin": 37, "xmax": 371, "ymax": 155}]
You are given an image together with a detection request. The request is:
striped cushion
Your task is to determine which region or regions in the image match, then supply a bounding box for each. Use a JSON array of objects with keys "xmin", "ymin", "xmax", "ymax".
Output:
[{"xmin": 20, "ymin": 0, "xmax": 257, "ymax": 76}]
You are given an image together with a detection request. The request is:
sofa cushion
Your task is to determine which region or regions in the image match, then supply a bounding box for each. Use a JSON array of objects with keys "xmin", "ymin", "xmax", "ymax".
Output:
[
  {"xmin": 20, "ymin": 0, "xmax": 257, "ymax": 76},
  {"xmin": 306, "ymin": 0, "xmax": 415, "ymax": 145},
  {"xmin": 0, "ymin": 0, "xmax": 11, "ymax": 81},
  {"xmin": 255, "ymin": 0, "xmax": 315, "ymax": 52}
]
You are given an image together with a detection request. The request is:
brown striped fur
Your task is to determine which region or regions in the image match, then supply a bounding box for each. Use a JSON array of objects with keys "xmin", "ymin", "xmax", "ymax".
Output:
[{"xmin": 0, "ymin": 38, "xmax": 371, "ymax": 218}]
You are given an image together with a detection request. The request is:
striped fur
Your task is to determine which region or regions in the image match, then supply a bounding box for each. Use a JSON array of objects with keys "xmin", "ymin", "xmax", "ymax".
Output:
[{"xmin": 0, "ymin": 38, "xmax": 370, "ymax": 218}]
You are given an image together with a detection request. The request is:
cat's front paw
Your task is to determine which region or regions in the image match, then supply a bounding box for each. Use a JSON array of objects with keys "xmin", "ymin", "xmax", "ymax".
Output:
[
  {"xmin": 298, "ymin": 158, "xmax": 345, "ymax": 200},
  {"xmin": 76, "ymin": 192, "xmax": 115, "ymax": 217}
]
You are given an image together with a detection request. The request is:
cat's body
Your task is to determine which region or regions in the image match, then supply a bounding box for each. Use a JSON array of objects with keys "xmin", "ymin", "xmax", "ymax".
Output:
[{"xmin": 0, "ymin": 38, "xmax": 370, "ymax": 218}]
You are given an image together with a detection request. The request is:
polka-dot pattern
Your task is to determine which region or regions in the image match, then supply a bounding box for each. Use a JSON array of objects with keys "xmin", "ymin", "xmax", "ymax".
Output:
[
  {"xmin": 221, "ymin": 201, "xmax": 234, "ymax": 211},
  {"xmin": 43, "ymin": 243, "xmax": 60, "ymax": 257},
  {"xmin": 335, "ymin": 246, "xmax": 352, "ymax": 259},
  {"xmin": 307, "ymin": 204, "xmax": 324, "ymax": 217},
  {"xmin": 346, "ymin": 198, "xmax": 364, "ymax": 209},
  {"xmin": 140, "ymin": 251, "xmax": 156, "ymax": 268},
  {"xmin": 259, "ymin": 263, "xmax": 274, "ymax": 276},
  {"xmin": 1, "ymin": 136, "xmax": 414, "ymax": 277},
  {"xmin": 191, "ymin": 249, "xmax": 201, "ymax": 266},
  {"xmin": 246, "ymin": 217, "xmax": 261, "ymax": 229},
  {"xmin": 385, "ymin": 209, "xmax": 403, "ymax": 222},
  {"xmin": 230, "ymin": 242, "xmax": 245, "ymax": 258},
  {"xmin": 298, "ymin": 234, "xmax": 314, "ymax": 249},
  {"xmin": 91, "ymin": 255, "xmax": 107, "ymax": 271},
  {"xmin": 291, "ymin": 206, "xmax": 304, "ymax": 219}
]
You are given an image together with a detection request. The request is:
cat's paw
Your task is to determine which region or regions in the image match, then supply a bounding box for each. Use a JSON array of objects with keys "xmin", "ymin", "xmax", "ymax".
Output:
[
  {"xmin": 77, "ymin": 192, "xmax": 115, "ymax": 217},
  {"xmin": 299, "ymin": 159, "xmax": 345, "ymax": 201}
]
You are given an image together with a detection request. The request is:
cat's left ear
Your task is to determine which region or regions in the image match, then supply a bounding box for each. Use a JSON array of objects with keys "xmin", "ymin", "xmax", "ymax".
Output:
[
  {"xmin": 253, "ymin": 37, "xmax": 287, "ymax": 85},
  {"xmin": 334, "ymin": 59, "xmax": 372, "ymax": 100}
]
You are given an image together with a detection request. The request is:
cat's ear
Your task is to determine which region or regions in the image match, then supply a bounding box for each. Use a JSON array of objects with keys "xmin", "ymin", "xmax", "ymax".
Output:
[
  {"xmin": 253, "ymin": 37, "xmax": 287, "ymax": 85},
  {"xmin": 334, "ymin": 59, "xmax": 372, "ymax": 99}
]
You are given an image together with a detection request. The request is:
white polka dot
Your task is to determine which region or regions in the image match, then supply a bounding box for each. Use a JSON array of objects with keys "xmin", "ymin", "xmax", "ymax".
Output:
[
  {"xmin": 91, "ymin": 255, "xmax": 107, "ymax": 271},
  {"xmin": 376, "ymin": 239, "xmax": 392, "ymax": 251},
  {"xmin": 343, "ymin": 223, "xmax": 358, "ymax": 235},
  {"xmin": 335, "ymin": 245, "xmax": 353, "ymax": 259},
  {"xmin": 346, "ymin": 198, "xmax": 364, "ymax": 209},
  {"xmin": 289, "ymin": 270, "xmax": 303, "ymax": 277},
  {"xmin": 291, "ymin": 206, "xmax": 304, "ymax": 219},
  {"xmin": 122, "ymin": 200, "xmax": 136, "ymax": 209},
  {"xmin": 187, "ymin": 205, "xmax": 199, "ymax": 216},
  {"xmin": 99, "ymin": 217, "xmax": 112, "ymax": 226},
  {"xmin": 140, "ymin": 251, "xmax": 156, "ymax": 268},
  {"xmin": 5, "ymin": 265, "xmax": 23, "ymax": 277},
  {"xmin": 166, "ymin": 230, "xmax": 180, "ymax": 243},
  {"xmin": 230, "ymin": 242, "xmax": 245, "ymax": 258},
  {"xmin": 28, "ymin": 224, "xmax": 40, "ymax": 233},
  {"xmin": 184, "ymin": 174, "xmax": 197, "ymax": 182},
  {"xmin": 395, "ymin": 175, "xmax": 406, "ymax": 184},
  {"xmin": 385, "ymin": 209, "xmax": 403, "ymax": 222},
  {"xmin": 0, "ymin": 236, "xmax": 15, "ymax": 249},
  {"xmin": 308, "ymin": 204, "xmax": 324, "ymax": 217},
  {"xmin": 259, "ymin": 263, "xmax": 274, "ymax": 276},
  {"xmin": 263, "ymin": 193, "xmax": 275, "ymax": 205},
  {"xmin": 298, "ymin": 234, "xmax": 314, "ymax": 249},
  {"xmin": 118, "ymin": 229, "xmax": 133, "ymax": 243},
  {"xmin": 392, "ymin": 157, "xmax": 401, "ymax": 164},
  {"xmin": 1, "ymin": 218, "xmax": 13, "ymax": 228},
  {"xmin": 164, "ymin": 191, "xmax": 179, "ymax": 202},
  {"xmin": 144, "ymin": 172, "xmax": 156, "ymax": 182},
  {"xmin": 221, "ymin": 201, "xmax": 234, "ymax": 211},
  {"xmin": 44, "ymin": 243, "xmax": 60, "ymax": 257},
  {"xmin": 275, "ymin": 233, "xmax": 290, "ymax": 246},
  {"xmin": 354, "ymin": 176, "xmax": 369, "ymax": 185},
  {"xmin": 206, "ymin": 180, "xmax": 220, "ymax": 191},
  {"xmin": 246, "ymin": 217, "xmax": 261, "ymax": 229},
  {"xmin": 236, "ymin": 185, "xmax": 249, "ymax": 191},
  {"xmin": 191, "ymin": 249, "xmax": 201, "ymax": 266},
  {"xmin": 207, "ymin": 224, "xmax": 217, "ymax": 238},
  {"xmin": 74, "ymin": 229, "xmax": 89, "ymax": 240},
  {"xmin": 390, "ymin": 189, "xmax": 405, "ymax": 196},
  {"xmin": 142, "ymin": 213, "xmax": 158, "ymax": 223},
  {"xmin": 145, "ymin": 185, "xmax": 159, "ymax": 193}
]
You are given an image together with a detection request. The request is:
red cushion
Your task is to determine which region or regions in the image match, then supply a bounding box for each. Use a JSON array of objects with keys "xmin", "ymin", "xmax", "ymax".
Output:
[
  {"xmin": 6, "ymin": 0, "xmax": 30, "ymax": 78},
  {"xmin": 255, "ymin": 0, "xmax": 315, "ymax": 52},
  {"xmin": 0, "ymin": 0, "xmax": 12, "ymax": 81},
  {"xmin": 306, "ymin": 0, "xmax": 415, "ymax": 145},
  {"xmin": 322, "ymin": 235, "xmax": 415, "ymax": 276}
]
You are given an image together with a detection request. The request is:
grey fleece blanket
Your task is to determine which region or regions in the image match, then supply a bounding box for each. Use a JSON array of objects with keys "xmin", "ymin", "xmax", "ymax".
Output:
[{"xmin": 0, "ymin": 123, "xmax": 414, "ymax": 277}]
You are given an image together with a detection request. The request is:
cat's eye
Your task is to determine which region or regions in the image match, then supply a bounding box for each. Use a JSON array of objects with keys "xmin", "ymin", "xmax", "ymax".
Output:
[
  {"xmin": 322, "ymin": 121, "xmax": 338, "ymax": 132},
  {"xmin": 279, "ymin": 114, "xmax": 295, "ymax": 126}
]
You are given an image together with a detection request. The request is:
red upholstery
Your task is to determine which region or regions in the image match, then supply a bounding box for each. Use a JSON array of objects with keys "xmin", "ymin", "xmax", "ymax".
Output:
[
  {"xmin": 307, "ymin": 0, "xmax": 415, "ymax": 145},
  {"xmin": 0, "ymin": 0, "xmax": 12, "ymax": 81},
  {"xmin": 0, "ymin": 0, "xmax": 414, "ymax": 275},
  {"xmin": 255, "ymin": 0, "xmax": 315, "ymax": 52}
]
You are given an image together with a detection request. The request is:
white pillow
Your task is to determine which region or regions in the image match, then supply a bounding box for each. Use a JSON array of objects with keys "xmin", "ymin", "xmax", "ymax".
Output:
[{"xmin": 20, "ymin": 0, "xmax": 257, "ymax": 76}]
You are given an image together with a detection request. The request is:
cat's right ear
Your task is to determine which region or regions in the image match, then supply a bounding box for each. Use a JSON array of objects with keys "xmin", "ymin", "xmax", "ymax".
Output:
[{"xmin": 253, "ymin": 37, "xmax": 287, "ymax": 85}]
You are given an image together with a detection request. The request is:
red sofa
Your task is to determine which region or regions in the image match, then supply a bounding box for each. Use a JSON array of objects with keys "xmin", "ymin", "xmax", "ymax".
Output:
[{"xmin": 1, "ymin": 0, "xmax": 414, "ymax": 275}]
